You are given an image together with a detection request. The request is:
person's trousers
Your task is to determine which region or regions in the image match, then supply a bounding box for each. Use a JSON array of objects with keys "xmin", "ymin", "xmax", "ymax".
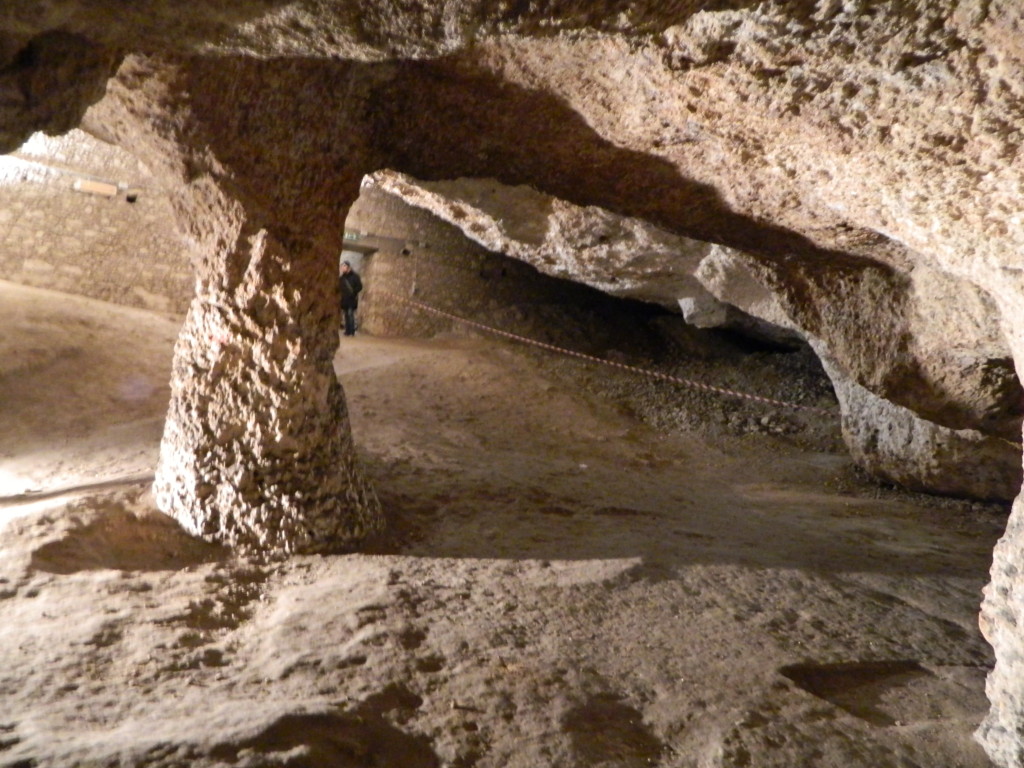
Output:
[{"xmin": 343, "ymin": 307, "xmax": 357, "ymax": 336}]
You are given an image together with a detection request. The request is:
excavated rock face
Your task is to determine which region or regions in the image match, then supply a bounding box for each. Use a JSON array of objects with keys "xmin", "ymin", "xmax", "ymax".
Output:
[
  {"xmin": 154, "ymin": 225, "xmax": 382, "ymax": 554},
  {"xmin": 0, "ymin": 30, "xmax": 118, "ymax": 152},
  {"xmin": 697, "ymin": 245, "xmax": 1024, "ymax": 502},
  {"xmin": 82, "ymin": 54, "xmax": 387, "ymax": 554},
  {"xmin": 367, "ymin": 171, "xmax": 1023, "ymax": 500},
  {"xmin": 363, "ymin": 170, "xmax": 718, "ymax": 310},
  {"xmin": 1, "ymin": 2, "xmax": 1024, "ymax": 762}
]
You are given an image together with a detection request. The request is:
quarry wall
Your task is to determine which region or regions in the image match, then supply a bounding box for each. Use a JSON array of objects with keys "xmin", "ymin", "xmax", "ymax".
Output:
[{"xmin": 0, "ymin": 130, "xmax": 192, "ymax": 314}]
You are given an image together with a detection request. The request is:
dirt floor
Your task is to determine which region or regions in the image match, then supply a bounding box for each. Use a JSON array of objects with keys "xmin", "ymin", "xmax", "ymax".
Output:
[{"xmin": 0, "ymin": 279, "xmax": 1009, "ymax": 768}]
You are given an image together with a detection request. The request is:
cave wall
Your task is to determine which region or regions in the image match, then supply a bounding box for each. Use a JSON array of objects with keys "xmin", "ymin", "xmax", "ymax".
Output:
[
  {"xmin": 0, "ymin": 129, "xmax": 192, "ymax": 313},
  {"xmin": 0, "ymin": 7, "xmax": 1018, "ymax": 508},
  {"xmin": 368, "ymin": 170, "xmax": 1024, "ymax": 501},
  {"xmin": 346, "ymin": 182, "xmax": 497, "ymax": 339},
  {"xmin": 0, "ymin": 30, "xmax": 118, "ymax": 153},
  {"xmin": 360, "ymin": 169, "xmax": 717, "ymax": 311}
]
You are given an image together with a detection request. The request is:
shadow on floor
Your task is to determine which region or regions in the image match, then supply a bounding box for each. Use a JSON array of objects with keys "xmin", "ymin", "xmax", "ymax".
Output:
[{"xmin": 29, "ymin": 492, "xmax": 227, "ymax": 574}]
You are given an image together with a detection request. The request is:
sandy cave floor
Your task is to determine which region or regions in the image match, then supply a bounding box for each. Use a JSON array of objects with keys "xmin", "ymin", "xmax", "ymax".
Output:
[{"xmin": 0, "ymin": 279, "xmax": 1011, "ymax": 768}]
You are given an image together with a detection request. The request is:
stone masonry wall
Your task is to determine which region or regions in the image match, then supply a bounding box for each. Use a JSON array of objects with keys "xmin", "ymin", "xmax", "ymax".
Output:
[{"xmin": 0, "ymin": 129, "xmax": 192, "ymax": 314}]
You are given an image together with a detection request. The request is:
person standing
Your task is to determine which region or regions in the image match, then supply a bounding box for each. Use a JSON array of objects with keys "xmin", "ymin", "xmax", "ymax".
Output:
[{"xmin": 339, "ymin": 260, "xmax": 363, "ymax": 337}]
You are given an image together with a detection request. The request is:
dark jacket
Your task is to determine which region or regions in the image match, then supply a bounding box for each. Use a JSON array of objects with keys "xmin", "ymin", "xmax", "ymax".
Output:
[{"xmin": 339, "ymin": 270, "xmax": 362, "ymax": 309}]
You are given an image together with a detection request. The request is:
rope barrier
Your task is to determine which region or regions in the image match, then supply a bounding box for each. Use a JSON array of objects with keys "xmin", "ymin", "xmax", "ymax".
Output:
[{"xmin": 378, "ymin": 289, "xmax": 836, "ymax": 416}]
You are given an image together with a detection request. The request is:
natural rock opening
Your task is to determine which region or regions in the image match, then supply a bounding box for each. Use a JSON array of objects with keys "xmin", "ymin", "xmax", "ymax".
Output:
[
  {"xmin": 359, "ymin": 169, "xmax": 1024, "ymax": 502},
  {"xmin": 345, "ymin": 173, "xmax": 842, "ymax": 449}
]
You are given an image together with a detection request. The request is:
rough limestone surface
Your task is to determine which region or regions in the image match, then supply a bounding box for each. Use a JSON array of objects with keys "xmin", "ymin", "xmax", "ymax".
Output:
[
  {"xmin": 697, "ymin": 246, "xmax": 1024, "ymax": 503},
  {"xmin": 1, "ymin": 2, "xmax": 1024, "ymax": 761},
  {"xmin": 153, "ymin": 226, "xmax": 382, "ymax": 554},
  {"xmin": 695, "ymin": 246, "xmax": 1023, "ymax": 441},
  {"xmin": 0, "ymin": 29, "xmax": 118, "ymax": 152},
  {"xmin": 818, "ymin": 353, "xmax": 1023, "ymax": 503},
  {"xmin": 83, "ymin": 55, "xmax": 386, "ymax": 554},
  {"xmin": 373, "ymin": 172, "xmax": 1023, "ymax": 500},
  {"xmin": 363, "ymin": 169, "xmax": 718, "ymax": 310},
  {"xmin": 983, "ymin": 499, "xmax": 1024, "ymax": 768}
]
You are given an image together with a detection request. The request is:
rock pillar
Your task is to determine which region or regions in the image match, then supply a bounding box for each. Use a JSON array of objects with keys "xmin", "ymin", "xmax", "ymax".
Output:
[
  {"xmin": 153, "ymin": 223, "xmax": 381, "ymax": 554},
  {"xmin": 978, "ymin": 288, "xmax": 1024, "ymax": 768},
  {"xmin": 980, "ymin": 495, "xmax": 1024, "ymax": 768}
]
